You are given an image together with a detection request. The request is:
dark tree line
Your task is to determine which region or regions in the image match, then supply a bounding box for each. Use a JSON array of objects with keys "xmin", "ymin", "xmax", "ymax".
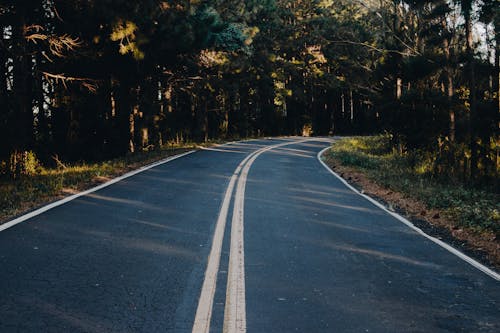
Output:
[{"xmin": 0, "ymin": 0, "xmax": 498, "ymax": 183}]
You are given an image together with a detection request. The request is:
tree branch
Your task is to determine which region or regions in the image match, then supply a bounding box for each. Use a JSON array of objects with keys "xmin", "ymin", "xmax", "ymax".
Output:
[
  {"xmin": 42, "ymin": 72, "xmax": 99, "ymax": 93},
  {"xmin": 326, "ymin": 39, "xmax": 417, "ymax": 56}
]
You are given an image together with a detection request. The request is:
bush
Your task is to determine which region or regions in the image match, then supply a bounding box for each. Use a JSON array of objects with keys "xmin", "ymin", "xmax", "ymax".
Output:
[
  {"xmin": 329, "ymin": 135, "xmax": 500, "ymax": 235},
  {"xmin": 7, "ymin": 151, "xmax": 43, "ymax": 179},
  {"xmin": 0, "ymin": 145, "xmax": 194, "ymax": 221}
]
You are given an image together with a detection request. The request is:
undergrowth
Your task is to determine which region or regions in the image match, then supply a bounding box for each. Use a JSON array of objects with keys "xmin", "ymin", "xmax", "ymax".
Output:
[
  {"xmin": 328, "ymin": 135, "xmax": 500, "ymax": 235},
  {"xmin": 0, "ymin": 144, "xmax": 196, "ymax": 220}
]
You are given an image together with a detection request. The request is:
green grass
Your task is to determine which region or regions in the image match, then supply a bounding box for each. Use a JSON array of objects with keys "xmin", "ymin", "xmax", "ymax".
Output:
[
  {"xmin": 0, "ymin": 144, "xmax": 198, "ymax": 221},
  {"xmin": 326, "ymin": 135, "xmax": 500, "ymax": 235}
]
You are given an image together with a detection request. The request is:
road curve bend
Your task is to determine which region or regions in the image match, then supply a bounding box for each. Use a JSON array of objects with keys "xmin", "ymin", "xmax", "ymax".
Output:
[{"xmin": 0, "ymin": 137, "xmax": 498, "ymax": 333}]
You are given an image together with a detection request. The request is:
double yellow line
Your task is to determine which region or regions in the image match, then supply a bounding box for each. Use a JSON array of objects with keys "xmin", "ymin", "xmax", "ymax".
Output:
[{"xmin": 192, "ymin": 139, "xmax": 311, "ymax": 333}]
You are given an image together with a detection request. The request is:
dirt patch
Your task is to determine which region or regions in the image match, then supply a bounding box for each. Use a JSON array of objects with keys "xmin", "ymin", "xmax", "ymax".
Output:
[{"xmin": 323, "ymin": 154, "xmax": 500, "ymax": 271}]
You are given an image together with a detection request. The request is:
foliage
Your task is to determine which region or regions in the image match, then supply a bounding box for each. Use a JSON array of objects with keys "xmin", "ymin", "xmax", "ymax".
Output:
[
  {"xmin": 0, "ymin": 145, "xmax": 195, "ymax": 220},
  {"xmin": 6, "ymin": 151, "xmax": 43, "ymax": 179},
  {"xmin": 0, "ymin": 0, "xmax": 498, "ymax": 184},
  {"xmin": 329, "ymin": 136, "xmax": 500, "ymax": 234}
]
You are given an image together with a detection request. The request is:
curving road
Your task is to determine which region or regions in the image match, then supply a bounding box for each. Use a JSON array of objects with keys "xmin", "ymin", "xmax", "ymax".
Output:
[{"xmin": 0, "ymin": 137, "xmax": 498, "ymax": 332}]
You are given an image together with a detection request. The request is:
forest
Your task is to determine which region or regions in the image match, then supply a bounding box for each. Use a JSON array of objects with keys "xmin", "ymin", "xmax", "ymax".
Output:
[{"xmin": 0, "ymin": 0, "xmax": 498, "ymax": 186}]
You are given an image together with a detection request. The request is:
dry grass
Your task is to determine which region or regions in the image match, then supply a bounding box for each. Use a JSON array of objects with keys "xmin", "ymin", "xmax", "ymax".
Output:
[{"xmin": 0, "ymin": 144, "xmax": 197, "ymax": 223}]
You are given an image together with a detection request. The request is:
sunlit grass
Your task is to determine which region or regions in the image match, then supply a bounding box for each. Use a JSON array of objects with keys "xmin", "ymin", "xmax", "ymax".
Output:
[
  {"xmin": 328, "ymin": 135, "xmax": 500, "ymax": 235},
  {"xmin": 0, "ymin": 144, "xmax": 197, "ymax": 221}
]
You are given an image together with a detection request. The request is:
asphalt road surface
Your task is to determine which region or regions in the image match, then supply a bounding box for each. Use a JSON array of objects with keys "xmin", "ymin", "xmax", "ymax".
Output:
[{"xmin": 0, "ymin": 138, "xmax": 498, "ymax": 333}]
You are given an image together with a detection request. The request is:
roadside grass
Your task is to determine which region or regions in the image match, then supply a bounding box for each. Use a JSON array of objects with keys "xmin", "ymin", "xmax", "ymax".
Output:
[
  {"xmin": 325, "ymin": 135, "xmax": 500, "ymax": 236},
  {"xmin": 0, "ymin": 144, "xmax": 199, "ymax": 222}
]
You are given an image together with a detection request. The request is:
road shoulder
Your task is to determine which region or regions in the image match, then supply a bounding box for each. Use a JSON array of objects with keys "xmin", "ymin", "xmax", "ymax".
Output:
[{"xmin": 319, "ymin": 147, "xmax": 500, "ymax": 280}]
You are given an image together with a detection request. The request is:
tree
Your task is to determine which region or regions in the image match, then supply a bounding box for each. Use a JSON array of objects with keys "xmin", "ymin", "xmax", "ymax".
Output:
[{"xmin": 0, "ymin": 0, "xmax": 497, "ymax": 184}]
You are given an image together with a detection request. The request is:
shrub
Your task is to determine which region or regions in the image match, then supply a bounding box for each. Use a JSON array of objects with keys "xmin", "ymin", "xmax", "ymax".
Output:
[
  {"xmin": 329, "ymin": 136, "xmax": 500, "ymax": 235},
  {"xmin": 8, "ymin": 151, "xmax": 43, "ymax": 179}
]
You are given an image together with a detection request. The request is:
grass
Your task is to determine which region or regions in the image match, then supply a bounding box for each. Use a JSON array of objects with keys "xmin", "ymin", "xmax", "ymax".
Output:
[
  {"xmin": 0, "ymin": 143, "xmax": 200, "ymax": 221},
  {"xmin": 325, "ymin": 135, "xmax": 500, "ymax": 235}
]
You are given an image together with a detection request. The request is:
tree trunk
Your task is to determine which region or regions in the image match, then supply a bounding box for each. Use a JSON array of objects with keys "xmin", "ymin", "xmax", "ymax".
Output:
[
  {"xmin": 341, "ymin": 91, "xmax": 345, "ymax": 118},
  {"xmin": 495, "ymin": 22, "xmax": 500, "ymax": 178},
  {"xmin": 0, "ymin": 25, "xmax": 8, "ymax": 159},
  {"xmin": 443, "ymin": 20, "xmax": 456, "ymax": 142},
  {"xmin": 12, "ymin": 13, "xmax": 35, "ymax": 153},
  {"xmin": 396, "ymin": 77, "xmax": 402, "ymax": 100},
  {"xmin": 34, "ymin": 53, "xmax": 50, "ymax": 153},
  {"xmin": 204, "ymin": 97, "xmax": 209, "ymax": 143},
  {"xmin": 114, "ymin": 78, "xmax": 134, "ymax": 155},
  {"xmin": 448, "ymin": 72, "xmax": 456, "ymax": 142},
  {"xmin": 494, "ymin": 20, "xmax": 499, "ymax": 134},
  {"xmin": 350, "ymin": 89, "xmax": 354, "ymax": 123},
  {"xmin": 464, "ymin": 9, "xmax": 478, "ymax": 180}
]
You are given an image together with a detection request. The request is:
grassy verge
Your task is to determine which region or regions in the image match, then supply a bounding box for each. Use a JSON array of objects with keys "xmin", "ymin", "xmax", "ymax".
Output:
[
  {"xmin": 324, "ymin": 135, "xmax": 499, "ymax": 236},
  {"xmin": 0, "ymin": 144, "xmax": 201, "ymax": 222}
]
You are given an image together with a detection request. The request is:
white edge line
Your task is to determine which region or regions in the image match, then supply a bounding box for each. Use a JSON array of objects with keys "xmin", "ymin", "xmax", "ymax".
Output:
[
  {"xmin": 0, "ymin": 150, "xmax": 196, "ymax": 233},
  {"xmin": 0, "ymin": 138, "xmax": 260, "ymax": 234},
  {"xmin": 317, "ymin": 146, "xmax": 500, "ymax": 282}
]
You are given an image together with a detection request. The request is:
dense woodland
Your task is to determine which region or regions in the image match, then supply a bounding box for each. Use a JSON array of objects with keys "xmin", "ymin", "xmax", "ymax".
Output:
[{"xmin": 0, "ymin": 0, "xmax": 498, "ymax": 185}]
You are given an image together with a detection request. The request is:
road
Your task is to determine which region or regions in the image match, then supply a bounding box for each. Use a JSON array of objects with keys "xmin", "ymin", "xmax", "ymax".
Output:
[{"xmin": 0, "ymin": 137, "xmax": 498, "ymax": 333}]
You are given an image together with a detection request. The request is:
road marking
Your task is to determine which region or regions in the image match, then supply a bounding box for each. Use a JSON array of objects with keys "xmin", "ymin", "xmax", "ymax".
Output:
[
  {"xmin": 191, "ymin": 169, "xmax": 238, "ymax": 333},
  {"xmin": 192, "ymin": 144, "xmax": 265, "ymax": 333},
  {"xmin": 0, "ymin": 138, "xmax": 269, "ymax": 236},
  {"xmin": 317, "ymin": 146, "xmax": 500, "ymax": 281},
  {"xmin": 223, "ymin": 139, "xmax": 311, "ymax": 333},
  {"xmin": 0, "ymin": 151, "xmax": 195, "ymax": 233},
  {"xmin": 193, "ymin": 138, "xmax": 313, "ymax": 333},
  {"xmin": 223, "ymin": 153, "xmax": 252, "ymax": 333}
]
